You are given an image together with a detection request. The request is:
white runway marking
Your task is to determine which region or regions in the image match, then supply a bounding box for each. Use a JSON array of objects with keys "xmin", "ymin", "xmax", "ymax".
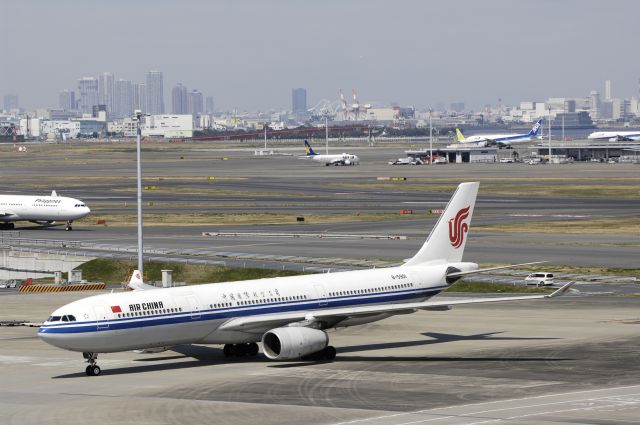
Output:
[{"xmin": 333, "ymin": 385, "xmax": 640, "ymax": 425}]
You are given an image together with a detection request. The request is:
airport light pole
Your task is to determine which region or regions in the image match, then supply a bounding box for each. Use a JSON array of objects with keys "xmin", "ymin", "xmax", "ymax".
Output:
[
  {"xmin": 264, "ymin": 124, "xmax": 267, "ymax": 150},
  {"xmin": 429, "ymin": 108, "xmax": 433, "ymax": 165},
  {"xmin": 325, "ymin": 116, "xmax": 329, "ymax": 155},
  {"xmin": 135, "ymin": 110, "xmax": 145, "ymax": 275},
  {"xmin": 548, "ymin": 107, "xmax": 552, "ymax": 163}
]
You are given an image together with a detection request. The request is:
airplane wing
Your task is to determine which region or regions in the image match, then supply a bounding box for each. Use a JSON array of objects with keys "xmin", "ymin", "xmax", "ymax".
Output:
[{"xmin": 218, "ymin": 282, "xmax": 575, "ymax": 333}]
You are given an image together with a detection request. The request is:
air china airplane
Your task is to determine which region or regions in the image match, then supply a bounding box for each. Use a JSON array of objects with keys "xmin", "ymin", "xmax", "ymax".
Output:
[
  {"xmin": 458, "ymin": 119, "xmax": 544, "ymax": 145},
  {"xmin": 587, "ymin": 131, "xmax": 640, "ymax": 142},
  {"xmin": 38, "ymin": 182, "xmax": 574, "ymax": 376},
  {"xmin": 300, "ymin": 140, "xmax": 360, "ymax": 166},
  {"xmin": 0, "ymin": 190, "xmax": 90, "ymax": 230}
]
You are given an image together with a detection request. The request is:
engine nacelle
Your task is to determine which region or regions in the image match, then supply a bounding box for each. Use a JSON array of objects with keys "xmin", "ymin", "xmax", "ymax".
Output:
[
  {"xmin": 344, "ymin": 159, "xmax": 351, "ymax": 165},
  {"xmin": 30, "ymin": 220, "xmax": 55, "ymax": 225},
  {"xmin": 262, "ymin": 327, "xmax": 328, "ymax": 360}
]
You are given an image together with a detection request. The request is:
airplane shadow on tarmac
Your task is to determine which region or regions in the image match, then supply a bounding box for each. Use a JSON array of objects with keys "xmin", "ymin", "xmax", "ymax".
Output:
[{"xmin": 52, "ymin": 332, "xmax": 569, "ymax": 377}]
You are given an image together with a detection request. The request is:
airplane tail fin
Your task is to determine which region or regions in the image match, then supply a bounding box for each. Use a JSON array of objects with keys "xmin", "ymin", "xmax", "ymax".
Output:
[
  {"xmin": 51, "ymin": 190, "xmax": 58, "ymax": 197},
  {"xmin": 404, "ymin": 182, "xmax": 479, "ymax": 266},
  {"xmin": 304, "ymin": 140, "xmax": 317, "ymax": 156},
  {"xmin": 127, "ymin": 269, "xmax": 156, "ymax": 291},
  {"xmin": 455, "ymin": 128, "xmax": 466, "ymax": 142},
  {"xmin": 528, "ymin": 119, "xmax": 543, "ymax": 137}
]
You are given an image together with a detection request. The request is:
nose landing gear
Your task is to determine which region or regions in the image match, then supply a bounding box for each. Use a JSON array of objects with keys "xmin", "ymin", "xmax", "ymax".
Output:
[
  {"xmin": 65, "ymin": 221, "xmax": 73, "ymax": 231},
  {"xmin": 83, "ymin": 352, "xmax": 100, "ymax": 376}
]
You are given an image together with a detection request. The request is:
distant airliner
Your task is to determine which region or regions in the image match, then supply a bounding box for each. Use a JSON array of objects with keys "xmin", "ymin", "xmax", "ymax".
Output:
[
  {"xmin": 587, "ymin": 131, "xmax": 640, "ymax": 141},
  {"xmin": 457, "ymin": 119, "xmax": 544, "ymax": 145},
  {"xmin": 300, "ymin": 140, "xmax": 360, "ymax": 166},
  {"xmin": 0, "ymin": 190, "xmax": 90, "ymax": 230},
  {"xmin": 38, "ymin": 182, "xmax": 574, "ymax": 376}
]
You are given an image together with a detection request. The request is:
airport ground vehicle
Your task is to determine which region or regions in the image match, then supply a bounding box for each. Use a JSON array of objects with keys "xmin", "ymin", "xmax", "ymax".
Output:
[
  {"xmin": 524, "ymin": 273, "xmax": 554, "ymax": 286},
  {"xmin": 389, "ymin": 157, "xmax": 423, "ymax": 165}
]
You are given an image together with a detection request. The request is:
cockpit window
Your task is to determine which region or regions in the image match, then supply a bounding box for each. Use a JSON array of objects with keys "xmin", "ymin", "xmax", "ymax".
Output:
[
  {"xmin": 68, "ymin": 315, "xmax": 76, "ymax": 321},
  {"xmin": 48, "ymin": 316, "xmax": 61, "ymax": 322},
  {"xmin": 62, "ymin": 316, "xmax": 69, "ymax": 322}
]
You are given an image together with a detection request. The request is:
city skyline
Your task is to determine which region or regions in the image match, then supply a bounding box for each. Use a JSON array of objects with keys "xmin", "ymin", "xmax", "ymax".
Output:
[{"xmin": 1, "ymin": 1, "xmax": 639, "ymax": 111}]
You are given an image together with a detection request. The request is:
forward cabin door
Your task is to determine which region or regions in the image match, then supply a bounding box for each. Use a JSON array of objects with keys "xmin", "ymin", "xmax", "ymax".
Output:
[{"xmin": 93, "ymin": 306, "xmax": 110, "ymax": 330}]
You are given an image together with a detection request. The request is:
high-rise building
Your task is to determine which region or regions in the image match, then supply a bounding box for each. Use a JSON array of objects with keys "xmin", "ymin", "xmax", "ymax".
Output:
[
  {"xmin": 605, "ymin": 79, "xmax": 612, "ymax": 101},
  {"xmin": 589, "ymin": 90, "xmax": 601, "ymax": 120},
  {"xmin": 3, "ymin": 94, "xmax": 18, "ymax": 111},
  {"xmin": 78, "ymin": 77, "xmax": 99, "ymax": 114},
  {"xmin": 58, "ymin": 89, "xmax": 76, "ymax": 110},
  {"xmin": 98, "ymin": 72, "xmax": 115, "ymax": 114},
  {"xmin": 114, "ymin": 79, "xmax": 134, "ymax": 119},
  {"xmin": 171, "ymin": 83, "xmax": 188, "ymax": 114},
  {"xmin": 292, "ymin": 88, "xmax": 307, "ymax": 116},
  {"xmin": 187, "ymin": 90, "xmax": 203, "ymax": 116},
  {"xmin": 205, "ymin": 96, "xmax": 215, "ymax": 114},
  {"xmin": 133, "ymin": 83, "xmax": 146, "ymax": 112},
  {"xmin": 145, "ymin": 71, "xmax": 164, "ymax": 114}
]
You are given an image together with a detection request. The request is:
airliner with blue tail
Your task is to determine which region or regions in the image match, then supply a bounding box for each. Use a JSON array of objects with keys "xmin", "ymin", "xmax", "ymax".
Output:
[
  {"xmin": 300, "ymin": 140, "xmax": 359, "ymax": 166},
  {"xmin": 38, "ymin": 182, "xmax": 574, "ymax": 376},
  {"xmin": 457, "ymin": 119, "xmax": 544, "ymax": 145}
]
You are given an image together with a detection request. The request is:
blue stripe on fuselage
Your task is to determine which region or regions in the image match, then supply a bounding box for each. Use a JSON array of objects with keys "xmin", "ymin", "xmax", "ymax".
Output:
[{"xmin": 38, "ymin": 287, "xmax": 444, "ymax": 334}]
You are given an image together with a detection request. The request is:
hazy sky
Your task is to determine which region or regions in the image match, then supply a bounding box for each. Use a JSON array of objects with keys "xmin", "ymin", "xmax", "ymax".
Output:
[{"xmin": 1, "ymin": 0, "xmax": 639, "ymax": 111}]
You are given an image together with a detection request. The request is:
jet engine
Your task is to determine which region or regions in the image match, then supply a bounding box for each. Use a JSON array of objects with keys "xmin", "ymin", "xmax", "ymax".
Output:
[
  {"xmin": 262, "ymin": 327, "xmax": 328, "ymax": 360},
  {"xmin": 344, "ymin": 159, "xmax": 351, "ymax": 165}
]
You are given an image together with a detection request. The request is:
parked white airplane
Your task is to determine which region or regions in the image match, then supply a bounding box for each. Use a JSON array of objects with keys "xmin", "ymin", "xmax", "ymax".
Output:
[
  {"xmin": 0, "ymin": 190, "xmax": 90, "ymax": 230},
  {"xmin": 300, "ymin": 140, "xmax": 359, "ymax": 166},
  {"xmin": 458, "ymin": 119, "xmax": 544, "ymax": 145},
  {"xmin": 587, "ymin": 130, "xmax": 640, "ymax": 141},
  {"xmin": 38, "ymin": 182, "xmax": 574, "ymax": 376}
]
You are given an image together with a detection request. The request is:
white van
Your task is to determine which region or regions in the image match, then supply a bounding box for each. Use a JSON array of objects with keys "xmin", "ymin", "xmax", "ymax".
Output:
[{"xmin": 524, "ymin": 273, "xmax": 554, "ymax": 286}]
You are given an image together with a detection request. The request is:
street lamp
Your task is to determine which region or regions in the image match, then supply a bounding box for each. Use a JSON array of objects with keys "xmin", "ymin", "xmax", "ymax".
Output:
[
  {"xmin": 133, "ymin": 110, "xmax": 147, "ymax": 274},
  {"xmin": 429, "ymin": 108, "xmax": 433, "ymax": 165},
  {"xmin": 547, "ymin": 107, "xmax": 552, "ymax": 163}
]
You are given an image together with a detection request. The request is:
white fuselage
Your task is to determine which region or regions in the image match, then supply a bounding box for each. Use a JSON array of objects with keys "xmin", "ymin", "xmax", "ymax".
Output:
[
  {"xmin": 462, "ymin": 133, "xmax": 535, "ymax": 144},
  {"xmin": 587, "ymin": 131, "xmax": 640, "ymax": 141},
  {"xmin": 38, "ymin": 262, "xmax": 471, "ymax": 353},
  {"xmin": 0, "ymin": 195, "xmax": 90, "ymax": 223},
  {"xmin": 307, "ymin": 153, "xmax": 359, "ymax": 165}
]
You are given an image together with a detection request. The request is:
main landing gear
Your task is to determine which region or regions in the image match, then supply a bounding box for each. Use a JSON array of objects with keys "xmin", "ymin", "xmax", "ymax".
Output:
[
  {"xmin": 0, "ymin": 223, "xmax": 15, "ymax": 230},
  {"xmin": 302, "ymin": 346, "xmax": 336, "ymax": 361},
  {"xmin": 223, "ymin": 343, "xmax": 259, "ymax": 358},
  {"xmin": 83, "ymin": 352, "xmax": 100, "ymax": 376},
  {"xmin": 65, "ymin": 221, "xmax": 73, "ymax": 231}
]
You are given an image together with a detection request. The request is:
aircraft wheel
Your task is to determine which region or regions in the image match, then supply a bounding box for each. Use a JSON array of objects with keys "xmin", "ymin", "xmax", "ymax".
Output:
[
  {"xmin": 323, "ymin": 346, "xmax": 336, "ymax": 360},
  {"xmin": 85, "ymin": 365, "xmax": 92, "ymax": 375},
  {"xmin": 65, "ymin": 226, "xmax": 73, "ymax": 231},
  {"xmin": 87, "ymin": 365, "xmax": 101, "ymax": 376},
  {"xmin": 223, "ymin": 344, "xmax": 233, "ymax": 357},
  {"xmin": 234, "ymin": 343, "xmax": 248, "ymax": 357}
]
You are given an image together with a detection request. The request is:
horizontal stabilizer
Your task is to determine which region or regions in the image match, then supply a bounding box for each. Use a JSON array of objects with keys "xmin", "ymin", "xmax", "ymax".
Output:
[{"xmin": 446, "ymin": 261, "xmax": 548, "ymax": 278}]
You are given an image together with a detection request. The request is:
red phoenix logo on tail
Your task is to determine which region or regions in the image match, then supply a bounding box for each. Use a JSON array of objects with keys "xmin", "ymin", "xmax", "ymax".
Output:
[{"xmin": 448, "ymin": 206, "xmax": 470, "ymax": 248}]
